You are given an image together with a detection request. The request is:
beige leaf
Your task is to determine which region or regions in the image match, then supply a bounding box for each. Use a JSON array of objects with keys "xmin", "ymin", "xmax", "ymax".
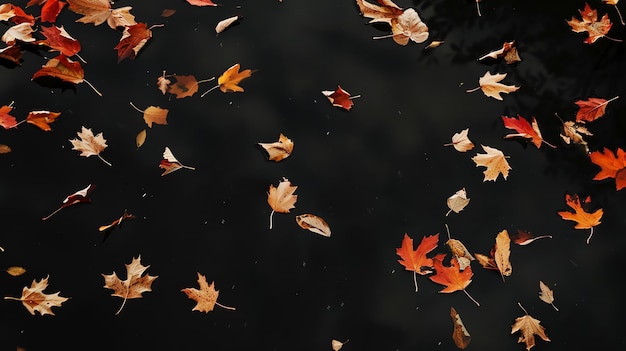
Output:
[
  {"xmin": 446, "ymin": 238, "xmax": 474, "ymax": 271},
  {"xmin": 466, "ymin": 71, "xmax": 519, "ymax": 100},
  {"xmin": 494, "ymin": 229, "xmax": 512, "ymax": 281},
  {"xmin": 69, "ymin": 126, "xmax": 111, "ymax": 166},
  {"xmin": 389, "ymin": 8, "xmax": 428, "ymax": 45},
  {"xmin": 156, "ymin": 70, "xmax": 171, "ymax": 95},
  {"xmin": 136, "ymin": 129, "xmax": 147, "ymax": 148},
  {"xmin": 559, "ymin": 120, "xmax": 592, "ymax": 153},
  {"xmin": 444, "ymin": 128, "xmax": 474, "ymax": 152},
  {"xmin": 267, "ymin": 177, "xmax": 298, "ymax": 229},
  {"xmin": 539, "ymin": 280, "xmax": 559, "ymax": 311},
  {"xmin": 4, "ymin": 275, "xmax": 69, "ymax": 316},
  {"xmin": 0, "ymin": 4, "xmax": 15, "ymax": 22},
  {"xmin": 450, "ymin": 307, "xmax": 471, "ymax": 349},
  {"xmin": 331, "ymin": 339, "xmax": 349, "ymax": 351},
  {"xmin": 215, "ymin": 15, "xmax": 239, "ymax": 34},
  {"xmin": 107, "ymin": 6, "xmax": 137, "ymax": 29},
  {"xmin": 355, "ymin": 0, "xmax": 403, "ymax": 24},
  {"xmin": 102, "ymin": 255, "xmax": 158, "ymax": 315},
  {"xmin": 159, "ymin": 147, "xmax": 196, "ymax": 176},
  {"xmin": 446, "ymin": 188, "xmax": 470, "ymax": 216},
  {"xmin": 511, "ymin": 303, "xmax": 550, "ymax": 350},
  {"xmin": 472, "ymin": 144, "xmax": 511, "ymax": 181},
  {"xmin": 296, "ymin": 214, "xmax": 331, "ymax": 237},
  {"xmin": 2, "ymin": 22, "xmax": 36, "ymax": 45},
  {"xmin": 258, "ymin": 133, "xmax": 294, "ymax": 161}
]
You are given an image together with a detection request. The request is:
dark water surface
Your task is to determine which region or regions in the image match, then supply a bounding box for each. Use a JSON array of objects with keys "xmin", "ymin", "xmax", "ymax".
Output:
[{"xmin": 2, "ymin": 0, "xmax": 626, "ymax": 350}]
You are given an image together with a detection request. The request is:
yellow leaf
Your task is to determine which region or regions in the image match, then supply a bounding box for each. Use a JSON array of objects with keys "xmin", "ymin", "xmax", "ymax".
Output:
[
  {"xmin": 136, "ymin": 129, "xmax": 147, "ymax": 148},
  {"xmin": 6, "ymin": 266, "xmax": 26, "ymax": 276},
  {"xmin": 471, "ymin": 145, "xmax": 511, "ymax": 182},
  {"xmin": 217, "ymin": 63, "xmax": 254, "ymax": 93}
]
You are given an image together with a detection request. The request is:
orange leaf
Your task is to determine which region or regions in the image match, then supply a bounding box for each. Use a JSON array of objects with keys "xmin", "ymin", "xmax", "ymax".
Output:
[
  {"xmin": 31, "ymin": 54, "xmax": 101, "ymax": 95},
  {"xmin": 258, "ymin": 133, "xmax": 294, "ymax": 161},
  {"xmin": 429, "ymin": 254, "xmax": 479, "ymax": 306},
  {"xmin": 502, "ymin": 115, "xmax": 554, "ymax": 149},
  {"xmin": 115, "ymin": 22, "xmax": 152, "ymax": 62},
  {"xmin": 3, "ymin": 275, "xmax": 69, "ymax": 316},
  {"xmin": 41, "ymin": 0, "xmax": 66, "ymax": 23},
  {"xmin": 217, "ymin": 63, "xmax": 254, "ymax": 93},
  {"xmin": 26, "ymin": 110, "xmax": 61, "ymax": 131},
  {"xmin": 0, "ymin": 104, "xmax": 17, "ymax": 129},
  {"xmin": 322, "ymin": 85, "xmax": 358, "ymax": 110},
  {"xmin": 574, "ymin": 96, "xmax": 619, "ymax": 123},
  {"xmin": 396, "ymin": 233, "xmax": 439, "ymax": 292},
  {"xmin": 474, "ymin": 229, "xmax": 512, "ymax": 281},
  {"xmin": 186, "ymin": 0, "xmax": 219, "ymax": 6},
  {"xmin": 167, "ymin": 75, "xmax": 199, "ymax": 98},
  {"xmin": 267, "ymin": 177, "xmax": 298, "ymax": 229},
  {"xmin": 557, "ymin": 193, "xmax": 603, "ymax": 244},
  {"xmin": 181, "ymin": 273, "xmax": 236, "ymax": 313},
  {"xmin": 567, "ymin": 3, "xmax": 618, "ymax": 44},
  {"xmin": 589, "ymin": 147, "xmax": 626, "ymax": 190}
]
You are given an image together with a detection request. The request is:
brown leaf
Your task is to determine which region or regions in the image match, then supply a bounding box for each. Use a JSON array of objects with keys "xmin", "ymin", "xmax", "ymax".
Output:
[
  {"xmin": 159, "ymin": 147, "xmax": 196, "ymax": 176},
  {"xmin": 168, "ymin": 75, "xmax": 199, "ymax": 98},
  {"xmin": 69, "ymin": 126, "xmax": 111, "ymax": 166},
  {"xmin": 108, "ymin": 6, "xmax": 136, "ymax": 29},
  {"xmin": 355, "ymin": 0, "xmax": 403, "ymax": 24},
  {"xmin": 156, "ymin": 70, "xmax": 171, "ymax": 95},
  {"xmin": 0, "ymin": 144, "xmax": 11, "ymax": 153},
  {"xmin": 181, "ymin": 273, "xmax": 236, "ymax": 313},
  {"xmin": 115, "ymin": 22, "xmax": 153, "ymax": 62},
  {"xmin": 296, "ymin": 214, "xmax": 331, "ymax": 237},
  {"xmin": 538, "ymin": 280, "xmax": 558, "ymax": 311},
  {"xmin": 511, "ymin": 303, "xmax": 550, "ymax": 350},
  {"xmin": 478, "ymin": 41, "xmax": 521, "ymax": 64},
  {"xmin": 4, "ymin": 275, "xmax": 69, "ymax": 315},
  {"xmin": 450, "ymin": 307, "xmax": 471, "ymax": 349},
  {"xmin": 6, "ymin": 266, "xmax": 26, "ymax": 276},
  {"xmin": 258, "ymin": 133, "xmax": 294, "ymax": 161},
  {"xmin": 98, "ymin": 209, "xmax": 135, "ymax": 232},
  {"xmin": 475, "ymin": 229, "xmax": 512, "ymax": 281},
  {"xmin": 102, "ymin": 255, "xmax": 158, "ymax": 315}
]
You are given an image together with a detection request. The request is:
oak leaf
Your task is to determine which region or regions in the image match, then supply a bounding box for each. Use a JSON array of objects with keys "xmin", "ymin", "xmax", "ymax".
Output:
[
  {"xmin": 574, "ymin": 96, "xmax": 619, "ymax": 123},
  {"xmin": 181, "ymin": 273, "xmax": 236, "ymax": 313},
  {"xmin": 475, "ymin": 229, "xmax": 511, "ymax": 281},
  {"xmin": 103, "ymin": 255, "xmax": 158, "ymax": 315},
  {"xmin": 446, "ymin": 188, "xmax": 470, "ymax": 216},
  {"xmin": 502, "ymin": 115, "xmax": 556, "ymax": 149},
  {"xmin": 159, "ymin": 147, "xmax": 196, "ymax": 176},
  {"xmin": 69, "ymin": 126, "xmax": 111, "ymax": 166},
  {"xmin": 31, "ymin": 54, "xmax": 102, "ymax": 96},
  {"xmin": 466, "ymin": 71, "xmax": 519, "ymax": 100},
  {"xmin": 429, "ymin": 254, "xmax": 479, "ymax": 306},
  {"xmin": 538, "ymin": 281, "xmax": 558, "ymax": 311},
  {"xmin": 478, "ymin": 41, "xmax": 521, "ymax": 64},
  {"xmin": 322, "ymin": 85, "xmax": 359, "ymax": 110},
  {"xmin": 267, "ymin": 177, "xmax": 298, "ymax": 229},
  {"xmin": 296, "ymin": 214, "xmax": 331, "ymax": 237},
  {"xmin": 589, "ymin": 147, "xmax": 626, "ymax": 190},
  {"xmin": 567, "ymin": 3, "xmax": 620, "ymax": 44},
  {"xmin": 66, "ymin": 0, "xmax": 112, "ymax": 26},
  {"xmin": 557, "ymin": 193, "xmax": 603, "ymax": 244},
  {"xmin": 450, "ymin": 307, "xmax": 471, "ymax": 349},
  {"xmin": 355, "ymin": 0, "xmax": 403, "ymax": 24},
  {"xmin": 396, "ymin": 233, "xmax": 439, "ymax": 292},
  {"xmin": 4, "ymin": 275, "xmax": 69, "ymax": 316},
  {"xmin": 511, "ymin": 303, "xmax": 550, "ymax": 350},
  {"xmin": 444, "ymin": 128, "xmax": 474, "ymax": 152},
  {"xmin": 42, "ymin": 184, "xmax": 95, "ymax": 220},
  {"xmin": 115, "ymin": 22, "xmax": 153, "ymax": 62},
  {"xmin": 472, "ymin": 144, "xmax": 511, "ymax": 181},
  {"xmin": 258, "ymin": 133, "xmax": 294, "ymax": 161}
]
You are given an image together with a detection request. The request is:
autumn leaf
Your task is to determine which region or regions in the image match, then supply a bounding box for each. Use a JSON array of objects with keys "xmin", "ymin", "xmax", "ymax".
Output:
[
  {"xmin": 31, "ymin": 54, "xmax": 102, "ymax": 96},
  {"xmin": 135, "ymin": 129, "xmax": 146, "ymax": 148},
  {"xmin": 502, "ymin": 115, "xmax": 556, "ymax": 148},
  {"xmin": 472, "ymin": 144, "xmax": 511, "ymax": 181},
  {"xmin": 115, "ymin": 23, "xmax": 159, "ymax": 62},
  {"xmin": 475, "ymin": 229, "xmax": 511, "ymax": 281},
  {"xmin": 103, "ymin": 255, "xmax": 158, "ymax": 315},
  {"xmin": 2, "ymin": 22, "xmax": 36, "ymax": 45},
  {"xmin": 6, "ymin": 266, "xmax": 26, "ymax": 276},
  {"xmin": 603, "ymin": 0, "xmax": 625, "ymax": 25},
  {"xmin": 574, "ymin": 96, "xmax": 619, "ymax": 123},
  {"xmin": 4, "ymin": 275, "xmax": 69, "ymax": 315},
  {"xmin": 0, "ymin": 144, "xmax": 11, "ymax": 153},
  {"xmin": 69, "ymin": 126, "xmax": 111, "ymax": 166},
  {"xmin": 267, "ymin": 177, "xmax": 298, "ymax": 229},
  {"xmin": 215, "ymin": 15, "xmax": 239, "ymax": 34},
  {"xmin": 40, "ymin": 0, "xmax": 66, "ymax": 23},
  {"xmin": 295, "ymin": 214, "xmax": 331, "ymax": 237},
  {"xmin": 167, "ymin": 75, "xmax": 215, "ymax": 99},
  {"xmin": 4, "ymin": 3, "xmax": 35, "ymax": 24},
  {"xmin": 466, "ymin": 71, "xmax": 519, "ymax": 100},
  {"xmin": 159, "ymin": 147, "xmax": 196, "ymax": 176},
  {"xmin": 372, "ymin": 8, "xmax": 429, "ymax": 45},
  {"xmin": 108, "ymin": 6, "xmax": 136, "ymax": 29},
  {"xmin": 444, "ymin": 128, "xmax": 474, "ymax": 152},
  {"xmin": 0, "ymin": 44, "xmax": 23, "ymax": 65},
  {"xmin": 589, "ymin": 147, "xmax": 626, "ymax": 190},
  {"xmin": 446, "ymin": 188, "xmax": 470, "ymax": 216},
  {"xmin": 201, "ymin": 63, "xmax": 255, "ymax": 96},
  {"xmin": 538, "ymin": 281, "xmax": 558, "ymax": 311},
  {"xmin": 511, "ymin": 230, "xmax": 552, "ymax": 246},
  {"xmin": 0, "ymin": 102, "xmax": 17, "ymax": 129},
  {"xmin": 258, "ymin": 133, "xmax": 294, "ymax": 161},
  {"xmin": 567, "ymin": 2, "xmax": 621, "ymax": 44},
  {"xmin": 557, "ymin": 193, "xmax": 603, "ymax": 244},
  {"xmin": 156, "ymin": 70, "xmax": 171, "ymax": 94},
  {"xmin": 322, "ymin": 85, "xmax": 360, "ymax": 111},
  {"xmin": 396, "ymin": 233, "xmax": 439, "ymax": 292},
  {"xmin": 24, "ymin": 110, "xmax": 61, "ymax": 131},
  {"xmin": 355, "ymin": 0, "xmax": 403, "ymax": 24},
  {"xmin": 99, "ymin": 209, "xmax": 135, "ymax": 232},
  {"xmin": 478, "ymin": 41, "xmax": 521, "ymax": 64},
  {"xmin": 36, "ymin": 25, "xmax": 82, "ymax": 59},
  {"xmin": 429, "ymin": 254, "xmax": 479, "ymax": 306},
  {"xmin": 444, "ymin": 224, "xmax": 474, "ymax": 271},
  {"xmin": 129, "ymin": 102, "xmax": 169, "ymax": 128},
  {"xmin": 181, "ymin": 273, "xmax": 236, "ymax": 313},
  {"xmin": 511, "ymin": 303, "xmax": 550, "ymax": 350},
  {"xmin": 450, "ymin": 307, "xmax": 471, "ymax": 349},
  {"xmin": 186, "ymin": 0, "xmax": 219, "ymax": 6},
  {"xmin": 42, "ymin": 184, "xmax": 95, "ymax": 220},
  {"xmin": 66, "ymin": 0, "xmax": 112, "ymax": 26},
  {"xmin": 556, "ymin": 113, "xmax": 592, "ymax": 153}
]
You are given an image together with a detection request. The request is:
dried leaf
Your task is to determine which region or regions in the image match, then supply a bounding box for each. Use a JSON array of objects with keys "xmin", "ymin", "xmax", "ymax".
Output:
[
  {"xmin": 444, "ymin": 128, "xmax": 474, "ymax": 152},
  {"xmin": 36, "ymin": 25, "xmax": 81, "ymax": 57},
  {"xmin": 396, "ymin": 233, "xmax": 439, "ymax": 292},
  {"xmin": 186, "ymin": 0, "xmax": 219, "ymax": 6},
  {"xmin": 567, "ymin": 2, "xmax": 618, "ymax": 44},
  {"xmin": 42, "ymin": 184, "xmax": 95, "ymax": 220},
  {"xmin": 559, "ymin": 119, "xmax": 592, "ymax": 153},
  {"xmin": 161, "ymin": 9, "xmax": 176, "ymax": 17},
  {"xmin": 466, "ymin": 71, "xmax": 519, "ymax": 100},
  {"xmin": 446, "ymin": 188, "xmax": 470, "ymax": 216},
  {"xmin": 130, "ymin": 102, "xmax": 169, "ymax": 127},
  {"xmin": 472, "ymin": 144, "xmax": 511, "ymax": 181},
  {"xmin": 40, "ymin": 0, "xmax": 66, "ymax": 23},
  {"xmin": 511, "ymin": 303, "xmax": 550, "ymax": 350},
  {"xmin": 31, "ymin": 54, "xmax": 101, "ymax": 96},
  {"xmin": 181, "ymin": 273, "xmax": 236, "ymax": 313},
  {"xmin": 26, "ymin": 110, "xmax": 61, "ymax": 131},
  {"xmin": 557, "ymin": 193, "xmax": 603, "ymax": 244},
  {"xmin": 99, "ymin": 209, "xmax": 135, "ymax": 232},
  {"xmin": 424, "ymin": 40, "xmax": 444, "ymax": 49},
  {"xmin": 66, "ymin": 0, "xmax": 112, "ymax": 26},
  {"xmin": 511, "ymin": 230, "xmax": 552, "ymax": 245},
  {"xmin": 295, "ymin": 214, "xmax": 331, "ymax": 237},
  {"xmin": 538, "ymin": 281, "xmax": 558, "ymax": 311},
  {"xmin": 478, "ymin": 41, "xmax": 521, "ymax": 64},
  {"xmin": 574, "ymin": 96, "xmax": 619, "ymax": 123},
  {"xmin": 589, "ymin": 147, "xmax": 626, "ymax": 190},
  {"xmin": 267, "ymin": 177, "xmax": 298, "ymax": 229},
  {"xmin": 258, "ymin": 133, "xmax": 294, "ymax": 161},
  {"xmin": 102, "ymin": 255, "xmax": 158, "ymax": 315},
  {"xmin": 135, "ymin": 129, "xmax": 147, "ymax": 148},
  {"xmin": 450, "ymin": 307, "xmax": 471, "ymax": 349},
  {"xmin": 115, "ymin": 22, "xmax": 153, "ymax": 62},
  {"xmin": 108, "ymin": 6, "xmax": 136, "ymax": 29},
  {"xmin": 502, "ymin": 115, "xmax": 555, "ymax": 149},
  {"xmin": 201, "ymin": 63, "xmax": 254, "ymax": 96},
  {"xmin": 168, "ymin": 75, "xmax": 199, "ymax": 98},
  {"xmin": 384, "ymin": 8, "xmax": 429, "ymax": 45},
  {"xmin": 322, "ymin": 85, "xmax": 358, "ymax": 110},
  {"xmin": 331, "ymin": 339, "xmax": 349, "ymax": 350},
  {"xmin": 355, "ymin": 0, "xmax": 403, "ymax": 24},
  {"xmin": 0, "ymin": 104, "xmax": 17, "ymax": 129},
  {"xmin": 69, "ymin": 126, "xmax": 111, "ymax": 166},
  {"xmin": 4, "ymin": 275, "xmax": 69, "ymax": 315},
  {"xmin": 215, "ymin": 15, "xmax": 239, "ymax": 34},
  {"xmin": 2, "ymin": 22, "xmax": 36, "ymax": 45},
  {"xmin": 475, "ymin": 229, "xmax": 512, "ymax": 281},
  {"xmin": 446, "ymin": 238, "xmax": 475, "ymax": 271},
  {"xmin": 159, "ymin": 147, "xmax": 196, "ymax": 176},
  {"xmin": 0, "ymin": 144, "xmax": 11, "ymax": 153},
  {"xmin": 6, "ymin": 266, "xmax": 26, "ymax": 276},
  {"xmin": 156, "ymin": 70, "xmax": 171, "ymax": 94}
]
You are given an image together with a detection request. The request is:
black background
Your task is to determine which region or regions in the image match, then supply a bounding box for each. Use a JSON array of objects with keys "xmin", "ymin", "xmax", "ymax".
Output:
[{"xmin": 1, "ymin": 0, "xmax": 626, "ymax": 350}]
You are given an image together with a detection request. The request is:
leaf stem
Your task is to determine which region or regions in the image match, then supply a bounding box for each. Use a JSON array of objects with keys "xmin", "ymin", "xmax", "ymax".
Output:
[
  {"xmin": 465, "ymin": 87, "xmax": 481, "ymax": 93},
  {"xmin": 614, "ymin": 5, "xmax": 625, "ymax": 25},
  {"xmin": 4, "ymin": 296, "xmax": 21, "ymax": 301},
  {"xmin": 148, "ymin": 24, "xmax": 165, "ymax": 30},
  {"xmin": 98, "ymin": 154, "xmax": 112, "ymax": 167},
  {"xmin": 182, "ymin": 165, "xmax": 196, "ymax": 171},
  {"xmin": 551, "ymin": 302, "xmax": 559, "ymax": 311},
  {"xmin": 42, "ymin": 206, "xmax": 63, "ymax": 221},
  {"xmin": 129, "ymin": 101, "xmax": 145, "ymax": 113},
  {"xmin": 603, "ymin": 35, "xmax": 623, "ymax": 42},
  {"xmin": 542, "ymin": 140, "xmax": 558, "ymax": 149},
  {"xmin": 269, "ymin": 210, "xmax": 275, "ymax": 229},
  {"xmin": 586, "ymin": 227, "xmax": 593, "ymax": 245},
  {"xmin": 196, "ymin": 77, "xmax": 216, "ymax": 84},
  {"xmin": 463, "ymin": 289, "xmax": 480, "ymax": 306},
  {"xmin": 517, "ymin": 302, "xmax": 528, "ymax": 314},
  {"xmin": 9, "ymin": 119, "xmax": 27, "ymax": 128},
  {"xmin": 200, "ymin": 85, "xmax": 220, "ymax": 97},
  {"xmin": 412, "ymin": 271, "xmax": 418, "ymax": 292},
  {"xmin": 372, "ymin": 33, "xmax": 398, "ymax": 40},
  {"xmin": 75, "ymin": 53, "xmax": 87, "ymax": 64},
  {"xmin": 349, "ymin": 94, "xmax": 361, "ymax": 100},
  {"xmin": 83, "ymin": 79, "xmax": 102, "ymax": 96},
  {"xmin": 445, "ymin": 223, "xmax": 451, "ymax": 240},
  {"xmin": 476, "ymin": 1, "xmax": 481, "ymax": 17},
  {"xmin": 216, "ymin": 302, "xmax": 236, "ymax": 310}
]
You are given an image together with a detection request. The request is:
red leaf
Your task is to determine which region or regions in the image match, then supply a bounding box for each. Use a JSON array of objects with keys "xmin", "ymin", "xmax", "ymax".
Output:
[
  {"xmin": 321, "ymin": 85, "xmax": 357, "ymax": 111},
  {"xmin": 501, "ymin": 115, "xmax": 554, "ymax": 148},
  {"xmin": 0, "ymin": 104, "xmax": 18, "ymax": 129},
  {"xmin": 37, "ymin": 25, "xmax": 81, "ymax": 57},
  {"xmin": 115, "ymin": 23, "xmax": 152, "ymax": 62},
  {"xmin": 9, "ymin": 4, "xmax": 35, "ymax": 25},
  {"xmin": 32, "ymin": 54, "xmax": 84, "ymax": 84},
  {"xmin": 574, "ymin": 96, "xmax": 619, "ymax": 123},
  {"xmin": 41, "ymin": 0, "xmax": 66, "ymax": 23},
  {"xmin": 186, "ymin": 0, "xmax": 219, "ymax": 6}
]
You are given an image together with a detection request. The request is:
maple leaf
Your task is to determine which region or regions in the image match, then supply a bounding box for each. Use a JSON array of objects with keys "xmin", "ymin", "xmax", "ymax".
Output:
[
  {"xmin": 355, "ymin": 0, "xmax": 403, "ymax": 24},
  {"xmin": 99, "ymin": 209, "xmax": 135, "ymax": 232},
  {"xmin": 396, "ymin": 233, "xmax": 439, "ymax": 292},
  {"xmin": 4, "ymin": 4, "xmax": 35, "ymax": 24},
  {"xmin": 444, "ymin": 128, "xmax": 474, "ymax": 152},
  {"xmin": 446, "ymin": 188, "xmax": 470, "ymax": 216},
  {"xmin": 589, "ymin": 147, "xmax": 626, "ymax": 190},
  {"xmin": 429, "ymin": 254, "xmax": 479, "ymax": 306},
  {"xmin": 603, "ymin": 0, "xmax": 625, "ymax": 25},
  {"xmin": 296, "ymin": 214, "xmax": 331, "ymax": 237},
  {"xmin": 511, "ymin": 230, "xmax": 552, "ymax": 245},
  {"xmin": 466, "ymin": 71, "xmax": 519, "ymax": 100},
  {"xmin": 538, "ymin": 281, "xmax": 558, "ymax": 311},
  {"xmin": 215, "ymin": 15, "xmax": 239, "ymax": 34},
  {"xmin": 36, "ymin": 25, "xmax": 82, "ymax": 59},
  {"xmin": 115, "ymin": 23, "xmax": 157, "ymax": 62},
  {"xmin": 159, "ymin": 147, "xmax": 196, "ymax": 176},
  {"xmin": 31, "ymin": 54, "xmax": 102, "ymax": 96},
  {"xmin": 69, "ymin": 126, "xmax": 111, "ymax": 166},
  {"xmin": 181, "ymin": 273, "xmax": 236, "ymax": 313},
  {"xmin": 567, "ymin": 3, "xmax": 622, "ymax": 44},
  {"xmin": 201, "ymin": 63, "xmax": 255, "ymax": 96},
  {"xmin": 258, "ymin": 133, "xmax": 294, "ymax": 161},
  {"xmin": 156, "ymin": 70, "xmax": 171, "ymax": 94},
  {"xmin": 574, "ymin": 96, "xmax": 619, "ymax": 123},
  {"xmin": 322, "ymin": 85, "xmax": 360, "ymax": 110},
  {"xmin": 556, "ymin": 113, "xmax": 593, "ymax": 153},
  {"xmin": 474, "ymin": 229, "xmax": 512, "ymax": 281},
  {"xmin": 4, "ymin": 275, "xmax": 69, "ymax": 316},
  {"xmin": 186, "ymin": 0, "xmax": 219, "ymax": 6},
  {"xmin": 103, "ymin": 255, "xmax": 158, "ymax": 315},
  {"xmin": 267, "ymin": 177, "xmax": 298, "ymax": 229},
  {"xmin": 42, "ymin": 184, "xmax": 95, "ymax": 220},
  {"xmin": 472, "ymin": 144, "xmax": 512, "ymax": 181},
  {"xmin": 478, "ymin": 41, "xmax": 521, "ymax": 64},
  {"xmin": 450, "ymin": 307, "xmax": 471, "ymax": 349},
  {"xmin": 502, "ymin": 115, "xmax": 556, "ymax": 149},
  {"xmin": 108, "ymin": 6, "xmax": 137, "ymax": 29},
  {"xmin": 66, "ymin": 0, "xmax": 112, "ymax": 26},
  {"xmin": 372, "ymin": 8, "xmax": 429, "ymax": 45},
  {"xmin": 511, "ymin": 303, "xmax": 550, "ymax": 350},
  {"xmin": 41, "ymin": 0, "xmax": 66, "ymax": 23},
  {"xmin": 129, "ymin": 102, "xmax": 169, "ymax": 128},
  {"xmin": 167, "ymin": 75, "xmax": 215, "ymax": 99},
  {"xmin": 557, "ymin": 193, "xmax": 603, "ymax": 244},
  {"xmin": 2, "ymin": 22, "xmax": 36, "ymax": 45},
  {"xmin": 0, "ymin": 103, "xmax": 17, "ymax": 129}
]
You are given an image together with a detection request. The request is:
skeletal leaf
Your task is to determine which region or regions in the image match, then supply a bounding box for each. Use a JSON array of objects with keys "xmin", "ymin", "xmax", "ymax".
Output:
[{"xmin": 538, "ymin": 281, "xmax": 558, "ymax": 311}]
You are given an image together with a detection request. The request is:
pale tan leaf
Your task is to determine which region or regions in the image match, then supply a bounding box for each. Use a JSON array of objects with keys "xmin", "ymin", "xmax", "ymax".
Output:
[
  {"xmin": 511, "ymin": 303, "xmax": 550, "ymax": 350},
  {"xmin": 215, "ymin": 15, "xmax": 239, "ymax": 34},
  {"xmin": 472, "ymin": 144, "xmax": 511, "ymax": 181},
  {"xmin": 258, "ymin": 133, "xmax": 294, "ymax": 161},
  {"xmin": 2, "ymin": 22, "xmax": 36, "ymax": 45},
  {"xmin": 539, "ymin": 280, "xmax": 558, "ymax": 311},
  {"xmin": 107, "ymin": 6, "xmax": 136, "ymax": 29},
  {"xmin": 446, "ymin": 188, "xmax": 470, "ymax": 216},
  {"xmin": 4, "ymin": 275, "xmax": 69, "ymax": 315},
  {"xmin": 69, "ymin": 126, "xmax": 111, "ymax": 166},
  {"xmin": 331, "ymin": 339, "xmax": 349, "ymax": 351},
  {"xmin": 466, "ymin": 71, "xmax": 519, "ymax": 100},
  {"xmin": 444, "ymin": 128, "xmax": 474, "ymax": 152},
  {"xmin": 267, "ymin": 177, "xmax": 298, "ymax": 229},
  {"xmin": 296, "ymin": 214, "xmax": 331, "ymax": 237},
  {"xmin": 494, "ymin": 229, "xmax": 512, "ymax": 281}
]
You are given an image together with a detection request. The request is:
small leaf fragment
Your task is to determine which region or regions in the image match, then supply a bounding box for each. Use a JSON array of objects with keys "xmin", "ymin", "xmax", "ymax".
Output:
[{"xmin": 450, "ymin": 307, "xmax": 471, "ymax": 349}]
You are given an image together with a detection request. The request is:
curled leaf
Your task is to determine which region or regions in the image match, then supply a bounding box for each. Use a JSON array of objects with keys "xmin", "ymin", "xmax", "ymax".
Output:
[{"xmin": 295, "ymin": 214, "xmax": 331, "ymax": 237}]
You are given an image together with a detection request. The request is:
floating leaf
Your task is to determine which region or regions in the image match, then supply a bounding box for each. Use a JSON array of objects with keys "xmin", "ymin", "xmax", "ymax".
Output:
[
  {"xmin": 181, "ymin": 273, "xmax": 236, "ymax": 313},
  {"xmin": 4, "ymin": 275, "xmax": 69, "ymax": 315},
  {"xmin": 295, "ymin": 214, "xmax": 331, "ymax": 237}
]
